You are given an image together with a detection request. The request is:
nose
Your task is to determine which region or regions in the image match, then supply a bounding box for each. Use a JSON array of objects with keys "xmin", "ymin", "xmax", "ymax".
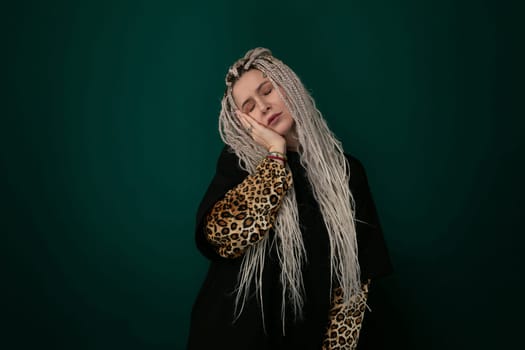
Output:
[{"xmin": 256, "ymin": 99, "xmax": 271, "ymax": 114}]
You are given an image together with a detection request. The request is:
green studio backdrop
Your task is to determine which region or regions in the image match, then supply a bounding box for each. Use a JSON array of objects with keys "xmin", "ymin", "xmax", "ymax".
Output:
[{"xmin": 3, "ymin": 0, "xmax": 522, "ymax": 349}]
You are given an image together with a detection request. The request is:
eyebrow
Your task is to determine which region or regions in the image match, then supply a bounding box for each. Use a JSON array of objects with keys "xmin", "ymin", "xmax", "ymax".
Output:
[{"xmin": 241, "ymin": 80, "xmax": 271, "ymax": 110}]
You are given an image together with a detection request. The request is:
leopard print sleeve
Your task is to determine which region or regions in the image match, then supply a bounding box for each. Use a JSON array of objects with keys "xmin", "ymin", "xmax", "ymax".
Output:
[
  {"xmin": 205, "ymin": 157, "xmax": 293, "ymax": 259},
  {"xmin": 322, "ymin": 280, "xmax": 371, "ymax": 350}
]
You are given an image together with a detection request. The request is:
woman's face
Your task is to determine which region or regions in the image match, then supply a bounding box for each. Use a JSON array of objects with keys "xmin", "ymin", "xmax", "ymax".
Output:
[{"xmin": 232, "ymin": 69, "xmax": 295, "ymax": 139}]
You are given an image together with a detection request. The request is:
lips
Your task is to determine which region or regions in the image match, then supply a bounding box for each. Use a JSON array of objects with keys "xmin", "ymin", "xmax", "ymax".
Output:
[{"xmin": 267, "ymin": 112, "xmax": 282, "ymax": 126}]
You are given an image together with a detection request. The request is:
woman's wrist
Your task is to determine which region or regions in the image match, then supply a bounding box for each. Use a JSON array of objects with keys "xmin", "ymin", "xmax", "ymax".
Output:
[
  {"xmin": 267, "ymin": 152, "xmax": 287, "ymax": 163},
  {"xmin": 268, "ymin": 143, "xmax": 286, "ymax": 155},
  {"xmin": 266, "ymin": 142, "xmax": 287, "ymax": 165},
  {"xmin": 266, "ymin": 151, "xmax": 287, "ymax": 166}
]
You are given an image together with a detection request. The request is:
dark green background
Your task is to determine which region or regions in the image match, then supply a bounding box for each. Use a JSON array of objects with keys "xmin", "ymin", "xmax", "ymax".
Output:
[{"xmin": 3, "ymin": 0, "xmax": 522, "ymax": 349}]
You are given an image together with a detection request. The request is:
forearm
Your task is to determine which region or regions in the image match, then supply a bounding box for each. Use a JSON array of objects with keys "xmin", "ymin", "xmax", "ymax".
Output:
[{"xmin": 205, "ymin": 157, "xmax": 293, "ymax": 258}]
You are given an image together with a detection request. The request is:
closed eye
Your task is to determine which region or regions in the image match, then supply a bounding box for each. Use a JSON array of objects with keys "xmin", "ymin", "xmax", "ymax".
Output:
[
  {"xmin": 243, "ymin": 100, "xmax": 255, "ymax": 113},
  {"xmin": 241, "ymin": 81, "xmax": 272, "ymax": 113},
  {"xmin": 262, "ymin": 85, "xmax": 272, "ymax": 95}
]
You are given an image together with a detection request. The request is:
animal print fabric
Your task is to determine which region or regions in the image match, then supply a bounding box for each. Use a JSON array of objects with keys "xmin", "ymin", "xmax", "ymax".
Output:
[{"xmin": 206, "ymin": 157, "xmax": 292, "ymax": 258}]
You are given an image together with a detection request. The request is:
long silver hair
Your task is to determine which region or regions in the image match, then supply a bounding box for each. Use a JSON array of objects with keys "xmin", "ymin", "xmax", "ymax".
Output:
[{"xmin": 219, "ymin": 47, "xmax": 361, "ymax": 330}]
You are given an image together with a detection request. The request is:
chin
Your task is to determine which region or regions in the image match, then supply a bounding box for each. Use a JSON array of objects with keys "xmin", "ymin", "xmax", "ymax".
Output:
[{"xmin": 274, "ymin": 127, "xmax": 291, "ymax": 137}]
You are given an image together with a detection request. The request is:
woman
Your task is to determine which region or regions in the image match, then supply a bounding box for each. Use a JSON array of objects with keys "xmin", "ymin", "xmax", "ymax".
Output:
[{"xmin": 188, "ymin": 48, "xmax": 392, "ymax": 349}]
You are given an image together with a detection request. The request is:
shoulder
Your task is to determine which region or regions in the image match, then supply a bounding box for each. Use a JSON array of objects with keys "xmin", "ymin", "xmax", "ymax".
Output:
[
  {"xmin": 214, "ymin": 145, "xmax": 249, "ymax": 183},
  {"xmin": 344, "ymin": 152, "xmax": 365, "ymax": 172},
  {"xmin": 216, "ymin": 145, "xmax": 238, "ymax": 167},
  {"xmin": 343, "ymin": 152, "xmax": 368, "ymax": 188}
]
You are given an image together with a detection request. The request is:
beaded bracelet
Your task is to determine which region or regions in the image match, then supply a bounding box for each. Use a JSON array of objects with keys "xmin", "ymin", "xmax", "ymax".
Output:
[
  {"xmin": 267, "ymin": 155, "xmax": 287, "ymax": 163},
  {"xmin": 268, "ymin": 151, "xmax": 287, "ymax": 161}
]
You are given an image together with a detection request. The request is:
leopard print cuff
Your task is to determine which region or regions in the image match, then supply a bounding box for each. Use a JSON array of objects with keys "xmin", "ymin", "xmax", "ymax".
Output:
[
  {"xmin": 205, "ymin": 157, "xmax": 293, "ymax": 258},
  {"xmin": 322, "ymin": 281, "xmax": 371, "ymax": 350}
]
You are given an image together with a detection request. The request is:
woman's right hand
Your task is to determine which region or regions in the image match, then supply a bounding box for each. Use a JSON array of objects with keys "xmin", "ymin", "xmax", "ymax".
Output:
[{"xmin": 236, "ymin": 110, "xmax": 287, "ymax": 154}]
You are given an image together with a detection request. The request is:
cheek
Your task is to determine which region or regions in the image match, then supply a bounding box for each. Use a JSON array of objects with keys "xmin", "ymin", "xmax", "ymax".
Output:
[{"xmin": 277, "ymin": 95, "xmax": 292, "ymax": 115}]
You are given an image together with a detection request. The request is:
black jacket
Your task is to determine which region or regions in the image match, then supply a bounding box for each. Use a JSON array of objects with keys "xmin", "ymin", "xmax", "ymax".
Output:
[{"xmin": 188, "ymin": 147, "xmax": 392, "ymax": 349}]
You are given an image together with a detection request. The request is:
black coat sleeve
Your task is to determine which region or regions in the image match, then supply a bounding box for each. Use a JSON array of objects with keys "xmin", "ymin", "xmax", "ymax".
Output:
[{"xmin": 346, "ymin": 154, "xmax": 393, "ymax": 281}]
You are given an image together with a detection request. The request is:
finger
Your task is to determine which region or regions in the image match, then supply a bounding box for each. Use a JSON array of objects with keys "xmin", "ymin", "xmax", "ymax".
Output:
[
  {"xmin": 235, "ymin": 109, "xmax": 250, "ymax": 123},
  {"xmin": 238, "ymin": 111, "xmax": 261, "ymax": 126},
  {"xmin": 235, "ymin": 111, "xmax": 255, "ymax": 134},
  {"xmin": 235, "ymin": 110, "xmax": 250, "ymax": 129},
  {"xmin": 237, "ymin": 111, "xmax": 268, "ymax": 133}
]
